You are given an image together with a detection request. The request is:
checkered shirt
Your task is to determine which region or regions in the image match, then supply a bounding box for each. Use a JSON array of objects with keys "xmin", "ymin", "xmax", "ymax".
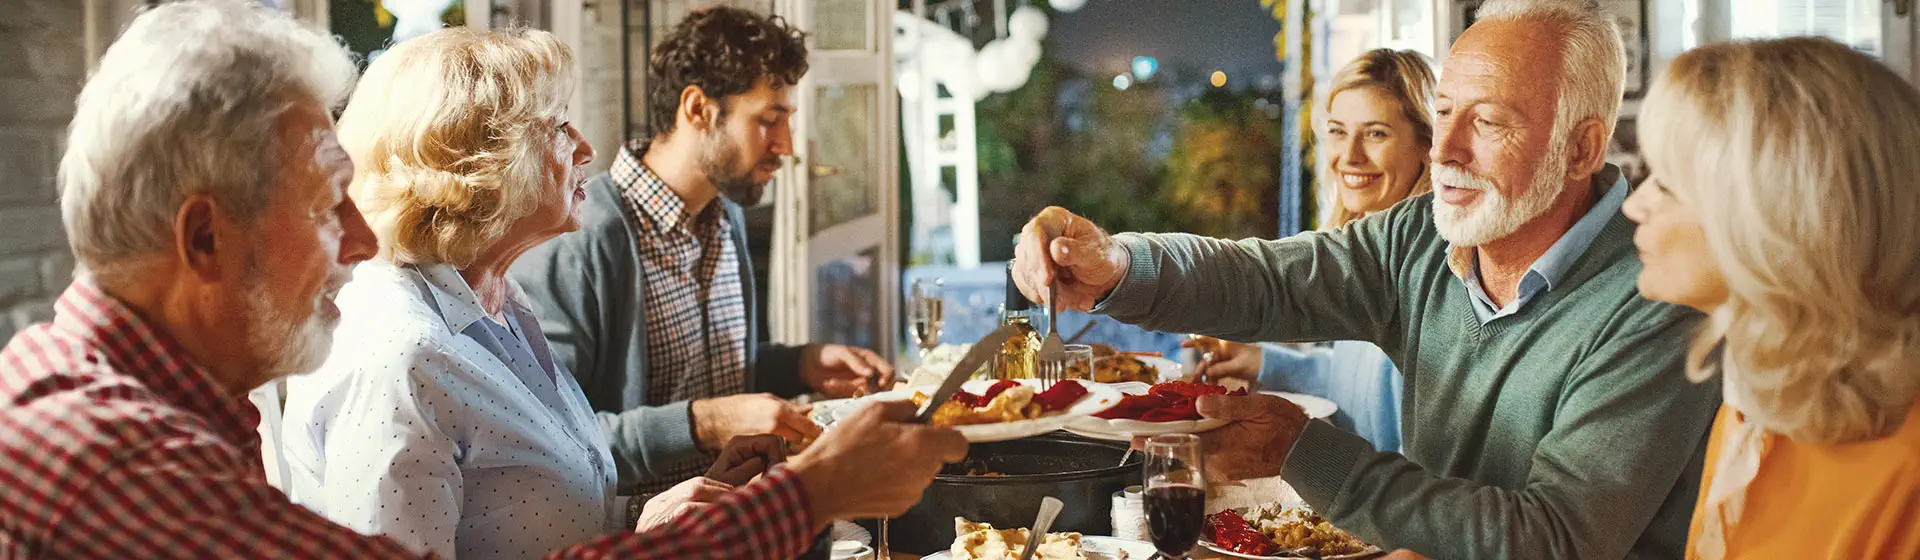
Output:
[
  {"xmin": 611, "ymin": 143, "xmax": 751, "ymax": 493},
  {"xmin": 0, "ymin": 281, "xmax": 813, "ymax": 559}
]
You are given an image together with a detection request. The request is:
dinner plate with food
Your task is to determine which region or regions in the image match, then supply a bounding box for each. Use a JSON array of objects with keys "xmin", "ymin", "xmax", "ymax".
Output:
[
  {"xmin": 1066, "ymin": 380, "xmax": 1244, "ymax": 438},
  {"xmin": 1067, "ymin": 344, "xmax": 1182, "ymax": 384},
  {"xmin": 836, "ymin": 378, "xmax": 1122, "ymax": 442},
  {"xmin": 922, "ymin": 517, "xmax": 1158, "ymax": 560},
  {"xmin": 1200, "ymin": 503, "xmax": 1380, "ymax": 559}
]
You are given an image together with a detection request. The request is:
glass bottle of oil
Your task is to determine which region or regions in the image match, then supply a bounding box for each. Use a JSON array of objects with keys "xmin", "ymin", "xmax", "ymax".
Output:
[{"xmin": 994, "ymin": 264, "xmax": 1039, "ymax": 380}]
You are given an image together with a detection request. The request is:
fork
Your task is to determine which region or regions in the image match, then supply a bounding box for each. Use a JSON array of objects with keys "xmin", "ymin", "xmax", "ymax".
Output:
[{"xmin": 1035, "ymin": 223, "xmax": 1068, "ymax": 390}]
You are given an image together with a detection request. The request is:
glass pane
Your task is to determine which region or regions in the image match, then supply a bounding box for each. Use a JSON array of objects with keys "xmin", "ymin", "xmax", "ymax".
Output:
[
  {"xmin": 811, "ymin": 0, "xmax": 869, "ymax": 51},
  {"xmin": 812, "ymin": 248, "xmax": 879, "ymax": 348},
  {"xmin": 808, "ymin": 84, "xmax": 878, "ymax": 234},
  {"xmin": 1731, "ymin": 0, "xmax": 1880, "ymax": 56},
  {"xmin": 330, "ymin": 0, "xmax": 468, "ymax": 62}
]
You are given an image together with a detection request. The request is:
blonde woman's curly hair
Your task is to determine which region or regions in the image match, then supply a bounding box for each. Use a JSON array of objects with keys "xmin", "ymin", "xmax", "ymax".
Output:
[
  {"xmin": 1640, "ymin": 37, "xmax": 1920, "ymax": 444},
  {"xmin": 338, "ymin": 27, "xmax": 576, "ymax": 267}
]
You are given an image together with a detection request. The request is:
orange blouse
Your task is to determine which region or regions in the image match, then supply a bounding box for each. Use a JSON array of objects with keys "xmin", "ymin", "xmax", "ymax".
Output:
[{"xmin": 1686, "ymin": 398, "xmax": 1920, "ymax": 559}]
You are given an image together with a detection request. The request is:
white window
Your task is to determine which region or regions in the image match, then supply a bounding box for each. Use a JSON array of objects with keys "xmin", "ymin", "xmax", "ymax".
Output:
[{"xmin": 1731, "ymin": 0, "xmax": 1884, "ymax": 56}]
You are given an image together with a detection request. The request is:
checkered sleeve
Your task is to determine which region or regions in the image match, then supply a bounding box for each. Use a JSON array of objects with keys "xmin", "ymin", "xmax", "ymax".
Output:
[
  {"xmin": 45, "ymin": 434, "xmax": 425, "ymax": 559},
  {"xmin": 545, "ymin": 465, "xmax": 817, "ymax": 559}
]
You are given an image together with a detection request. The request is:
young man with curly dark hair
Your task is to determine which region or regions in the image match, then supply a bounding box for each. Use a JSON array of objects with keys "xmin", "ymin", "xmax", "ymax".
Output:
[{"xmin": 511, "ymin": 6, "xmax": 897, "ymax": 502}]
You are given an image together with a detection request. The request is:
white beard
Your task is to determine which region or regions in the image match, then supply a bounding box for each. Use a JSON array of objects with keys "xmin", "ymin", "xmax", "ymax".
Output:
[
  {"xmin": 1430, "ymin": 151, "xmax": 1568, "ymax": 247},
  {"xmin": 243, "ymin": 267, "xmax": 343, "ymax": 378}
]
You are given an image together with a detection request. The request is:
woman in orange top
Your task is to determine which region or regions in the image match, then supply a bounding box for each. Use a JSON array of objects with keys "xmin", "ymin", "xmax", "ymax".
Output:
[{"xmin": 1623, "ymin": 37, "xmax": 1920, "ymax": 559}]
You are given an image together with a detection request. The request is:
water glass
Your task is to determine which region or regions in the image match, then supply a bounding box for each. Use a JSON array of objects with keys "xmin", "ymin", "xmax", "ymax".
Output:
[{"xmin": 1064, "ymin": 343, "xmax": 1094, "ymax": 381}]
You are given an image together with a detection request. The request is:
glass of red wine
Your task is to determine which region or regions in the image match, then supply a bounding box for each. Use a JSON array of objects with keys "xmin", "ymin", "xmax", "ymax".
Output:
[{"xmin": 1143, "ymin": 433, "xmax": 1206, "ymax": 559}]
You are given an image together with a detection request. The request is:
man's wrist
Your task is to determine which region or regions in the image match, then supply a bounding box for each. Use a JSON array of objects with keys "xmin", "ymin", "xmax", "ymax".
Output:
[
  {"xmin": 796, "ymin": 344, "xmax": 822, "ymax": 386},
  {"xmin": 1100, "ymin": 241, "xmax": 1132, "ymax": 302},
  {"xmin": 783, "ymin": 451, "xmax": 839, "ymax": 529},
  {"xmin": 689, "ymin": 398, "xmax": 719, "ymax": 452}
]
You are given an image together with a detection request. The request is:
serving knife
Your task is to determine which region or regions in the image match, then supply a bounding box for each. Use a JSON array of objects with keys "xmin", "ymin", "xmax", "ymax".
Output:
[{"xmin": 914, "ymin": 325, "xmax": 1020, "ymax": 424}]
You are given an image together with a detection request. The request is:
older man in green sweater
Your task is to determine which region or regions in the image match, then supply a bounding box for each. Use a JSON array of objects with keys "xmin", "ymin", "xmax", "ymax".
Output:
[{"xmin": 1013, "ymin": 1, "xmax": 1718, "ymax": 558}]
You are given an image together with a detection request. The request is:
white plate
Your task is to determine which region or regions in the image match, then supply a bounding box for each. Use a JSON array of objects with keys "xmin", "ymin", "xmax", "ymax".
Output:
[
  {"xmin": 1066, "ymin": 382, "xmax": 1230, "ymax": 437},
  {"xmin": 919, "ymin": 535, "xmax": 1159, "ymax": 560},
  {"xmin": 1199, "ymin": 540, "xmax": 1381, "ymax": 560},
  {"xmin": 1261, "ymin": 391, "xmax": 1338, "ymax": 420},
  {"xmin": 833, "ymin": 379, "xmax": 1123, "ymax": 442}
]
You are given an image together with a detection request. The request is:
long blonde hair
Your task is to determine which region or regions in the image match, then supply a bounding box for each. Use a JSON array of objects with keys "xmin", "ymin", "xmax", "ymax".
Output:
[
  {"xmin": 338, "ymin": 27, "xmax": 577, "ymax": 267},
  {"xmin": 1639, "ymin": 37, "xmax": 1920, "ymax": 443},
  {"xmin": 1317, "ymin": 48, "xmax": 1436, "ymax": 230}
]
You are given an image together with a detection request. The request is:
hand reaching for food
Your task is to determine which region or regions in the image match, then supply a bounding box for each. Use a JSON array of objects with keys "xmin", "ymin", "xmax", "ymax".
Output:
[
  {"xmin": 1140, "ymin": 393, "xmax": 1306, "ymax": 482},
  {"xmin": 801, "ymin": 343, "xmax": 896, "ymax": 397},
  {"xmin": 1011, "ymin": 207, "xmax": 1130, "ymax": 312},
  {"xmin": 689, "ymin": 393, "xmax": 820, "ymax": 453},
  {"xmin": 1182, "ymin": 336, "xmax": 1264, "ymax": 383}
]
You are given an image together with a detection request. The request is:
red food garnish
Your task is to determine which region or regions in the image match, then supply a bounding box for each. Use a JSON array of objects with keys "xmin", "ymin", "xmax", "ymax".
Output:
[
  {"xmin": 1093, "ymin": 381, "xmax": 1247, "ymax": 422},
  {"xmin": 949, "ymin": 379, "xmax": 1021, "ymax": 408},
  {"xmin": 1031, "ymin": 380, "xmax": 1088, "ymax": 412},
  {"xmin": 1205, "ymin": 510, "xmax": 1278, "ymax": 555}
]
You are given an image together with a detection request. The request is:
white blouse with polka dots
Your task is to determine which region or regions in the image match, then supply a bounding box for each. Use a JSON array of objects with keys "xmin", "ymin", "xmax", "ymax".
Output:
[{"xmin": 282, "ymin": 261, "xmax": 620, "ymax": 560}]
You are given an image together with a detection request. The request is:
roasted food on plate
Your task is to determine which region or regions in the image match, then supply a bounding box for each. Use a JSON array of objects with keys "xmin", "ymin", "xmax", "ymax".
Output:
[
  {"xmin": 1095, "ymin": 381, "xmax": 1246, "ymax": 422},
  {"xmin": 1204, "ymin": 504, "xmax": 1371, "ymax": 557},
  {"xmin": 912, "ymin": 379, "xmax": 1089, "ymax": 427},
  {"xmin": 950, "ymin": 517, "xmax": 1087, "ymax": 560},
  {"xmin": 1068, "ymin": 344, "xmax": 1160, "ymax": 384}
]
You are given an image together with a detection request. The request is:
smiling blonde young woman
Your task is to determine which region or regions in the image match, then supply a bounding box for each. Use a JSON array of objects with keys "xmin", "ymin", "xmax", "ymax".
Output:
[
  {"xmin": 1319, "ymin": 48, "xmax": 1435, "ymax": 229},
  {"xmin": 1623, "ymin": 37, "xmax": 1920, "ymax": 559}
]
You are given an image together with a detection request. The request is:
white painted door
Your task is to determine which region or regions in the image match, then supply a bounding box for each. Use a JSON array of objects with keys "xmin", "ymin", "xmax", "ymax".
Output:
[{"xmin": 770, "ymin": 0, "xmax": 900, "ymax": 357}]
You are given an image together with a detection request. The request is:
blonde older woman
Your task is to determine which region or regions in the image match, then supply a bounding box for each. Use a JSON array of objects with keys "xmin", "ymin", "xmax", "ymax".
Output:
[
  {"xmin": 1186, "ymin": 48, "xmax": 1434, "ymax": 450},
  {"xmin": 1623, "ymin": 37, "xmax": 1920, "ymax": 559},
  {"xmin": 280, "ymin": 28, "xmax": 770, "ymax": 559}
]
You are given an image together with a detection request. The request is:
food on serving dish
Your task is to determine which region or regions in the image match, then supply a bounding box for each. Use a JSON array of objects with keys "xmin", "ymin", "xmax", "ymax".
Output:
[
  {"xmin": 1094, "ymin": 381, "xmax": 1246, "ymax": 422},
  {"xmin": 950, "ymin": 517, "xmax": 1088, "ymax": 560},
  {"xmin": 1069, "ymin": 345, "xmax": 1160, "ymax": 384},
  {"xmin": 1204, "ymin": 504, "xmax": 1371, "ymax": 557},
  {"xmin": 912, "ymin": 380, "xmax": 1089, "ymax": 427}
]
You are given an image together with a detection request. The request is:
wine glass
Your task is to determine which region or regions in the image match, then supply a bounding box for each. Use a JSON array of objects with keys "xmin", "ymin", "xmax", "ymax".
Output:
[
  {"xmin": 908, "ymin": 278, "xmax": 944, "ymax": 363},
  {"xmin": 1143, "ymin": 434, "xmax": 1206, "ymax": 559}
]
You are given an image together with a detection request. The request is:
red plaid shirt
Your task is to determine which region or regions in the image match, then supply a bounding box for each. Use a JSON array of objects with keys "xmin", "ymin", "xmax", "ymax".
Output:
[{"xmin": 0, "ymin": 282, "xmax": 814, "ymax": 559}]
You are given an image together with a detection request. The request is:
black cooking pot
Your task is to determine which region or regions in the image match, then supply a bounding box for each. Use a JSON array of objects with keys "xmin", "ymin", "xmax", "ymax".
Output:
[{"xmin": 883, "ymin": 432, "xmax": 1143, "ymax": 555}]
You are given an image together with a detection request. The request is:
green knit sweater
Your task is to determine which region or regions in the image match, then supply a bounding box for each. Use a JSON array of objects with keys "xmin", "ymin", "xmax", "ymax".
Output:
[{"xmin": 1098, "ymin": 193, "xmax": 1719, "ymax": 559}]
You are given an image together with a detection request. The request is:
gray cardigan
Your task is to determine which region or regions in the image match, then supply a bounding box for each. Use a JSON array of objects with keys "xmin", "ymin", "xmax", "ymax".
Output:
[{"xmin": 510, "ymin": 174, "xmax": 807, "ymax": 495}]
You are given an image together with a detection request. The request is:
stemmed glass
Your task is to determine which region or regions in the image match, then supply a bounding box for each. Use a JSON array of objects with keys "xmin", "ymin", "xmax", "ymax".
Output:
[
  {"xmin": 1143, "ymin": 434, "xmax": 1207, "ymax": 559},
  {"xmin": 908, "ymin": 278, "xmax": 944, "ymax": 363},
  {"xmin": 879, "ymin": 277, "xmax": 942, "ymax": 559}
]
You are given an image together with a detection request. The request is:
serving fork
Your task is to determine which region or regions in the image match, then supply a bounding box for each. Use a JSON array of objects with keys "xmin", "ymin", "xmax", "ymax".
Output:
[{"xmin": 1034, "ymin": 222, "xmax": 1068, "ymax": 390}]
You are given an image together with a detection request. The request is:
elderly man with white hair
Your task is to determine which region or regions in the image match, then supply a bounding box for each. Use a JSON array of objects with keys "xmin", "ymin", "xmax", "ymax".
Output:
[
  {"xmin": 0, "ymin": 2, "xmax": 965, "ymax": 558},
  {"xmin": 1012, "ymin": 0, "xmax": 1718, "ymax": 557}
]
